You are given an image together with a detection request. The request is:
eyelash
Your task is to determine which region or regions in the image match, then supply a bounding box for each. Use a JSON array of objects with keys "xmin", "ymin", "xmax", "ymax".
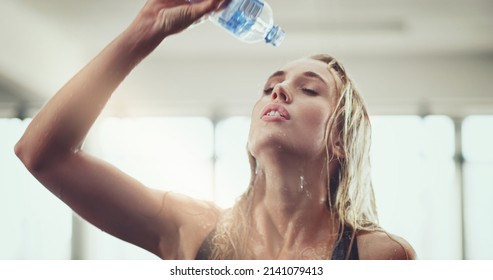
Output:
[
  {"xmin": 263, "ymin": 87, "xmax": 273, "ymax": 95},
  {"xmin": 262, "ymin": 87, "xmax": 318, "ymax": 96},
  {"xmin": 301, "ymin": 88, "xmax": 318, "ymax": 96}
]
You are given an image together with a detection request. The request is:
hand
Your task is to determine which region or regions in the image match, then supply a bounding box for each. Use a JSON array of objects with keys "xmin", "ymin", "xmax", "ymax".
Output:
[{"xmin": 136, "ymin": 0, "xmax": 229, "ymax": 38}]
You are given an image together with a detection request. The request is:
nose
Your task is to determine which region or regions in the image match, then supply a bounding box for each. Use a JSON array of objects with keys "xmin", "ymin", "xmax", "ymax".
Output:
[{"xmin": 271, "ymin": 82, "xmax": 292, "ymax": 103}]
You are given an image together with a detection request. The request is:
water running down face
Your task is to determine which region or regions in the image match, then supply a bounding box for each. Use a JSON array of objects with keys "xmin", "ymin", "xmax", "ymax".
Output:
[{"xmin": 248, "ymin": 58, "xmax": 340, "ymax": 163}]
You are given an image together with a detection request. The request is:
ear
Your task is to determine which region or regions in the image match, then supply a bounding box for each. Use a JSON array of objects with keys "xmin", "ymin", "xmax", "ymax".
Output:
[{"xmin": 331, "ymin": 134, "xmax": 345, "ymax": 159}]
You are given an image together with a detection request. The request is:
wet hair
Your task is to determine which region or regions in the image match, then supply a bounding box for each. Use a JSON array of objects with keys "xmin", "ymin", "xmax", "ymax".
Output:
[
  {"xmin": 208, "ymin": 54, "xmax": 379, "ymax": 259},
  {"xmin": 312, "ymin": 54, "xmax": 379, "ymax": 231}
]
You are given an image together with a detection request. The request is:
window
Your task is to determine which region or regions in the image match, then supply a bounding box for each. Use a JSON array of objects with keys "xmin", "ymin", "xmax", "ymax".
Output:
[
  {"xmin": 371, "ymin": 116, "xmax": 459, "ymax": 259},
  {"xmin": 463, "ymin": 116, "xmax": 493, "ymax": 259},
  {"xmin": 0, "ymin": 119, "xmax": 72, "ymax": 259},
  {"xmin": 214, "ymin": 117, "xmax": 251, "ymax": 208}
]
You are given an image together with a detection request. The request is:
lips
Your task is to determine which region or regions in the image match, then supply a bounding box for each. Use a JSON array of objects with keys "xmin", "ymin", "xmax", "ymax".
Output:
[{"xmin": 261, "ymin": 104, "xmax": 290, "ymax": 121}]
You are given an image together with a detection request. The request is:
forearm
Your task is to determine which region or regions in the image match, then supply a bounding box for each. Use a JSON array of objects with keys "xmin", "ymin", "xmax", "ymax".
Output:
[{"xmin": 15, "ymin": 15, "xmax": 165, "ymax": 172}]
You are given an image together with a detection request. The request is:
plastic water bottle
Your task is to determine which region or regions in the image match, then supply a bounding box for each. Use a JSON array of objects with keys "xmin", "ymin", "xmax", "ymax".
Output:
[{"xmin": 189, "ymin": 0, "xmax": 285, "ymax": 46}]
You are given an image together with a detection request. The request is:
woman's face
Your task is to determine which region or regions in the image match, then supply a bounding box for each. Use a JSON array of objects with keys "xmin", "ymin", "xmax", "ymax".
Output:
[{"xmin": 248, "ymin": 58, "xmax": 340, "ymax": 161}]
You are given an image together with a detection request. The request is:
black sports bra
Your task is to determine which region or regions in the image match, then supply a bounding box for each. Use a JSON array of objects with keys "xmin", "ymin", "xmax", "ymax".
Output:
[{"xmin": 195, "ymin": 226, "xmax": 359, "ymax": 260}]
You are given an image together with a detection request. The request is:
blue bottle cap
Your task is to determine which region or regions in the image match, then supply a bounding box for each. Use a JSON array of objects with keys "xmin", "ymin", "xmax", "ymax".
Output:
[{"xmin": 265, "ymin": 25, "xmax": 285, "ymax": 47}]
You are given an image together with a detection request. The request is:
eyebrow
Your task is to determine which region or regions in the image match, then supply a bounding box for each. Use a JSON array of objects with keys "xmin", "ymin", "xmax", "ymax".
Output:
[
  {"xmin": 302, "ymin": 71, "xmax": 329, "ymax": 86},
  {"xmin": 266, "ymin": 70, "xmax": 328, "ymax": 86},
  {"xmin": 267, "ymin": 70, "xmax": 285, "ymax": 81}
]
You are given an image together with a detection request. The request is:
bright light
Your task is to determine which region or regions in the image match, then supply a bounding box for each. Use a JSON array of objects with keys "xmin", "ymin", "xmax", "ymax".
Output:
[
  {"xmin": 463, "ymin": 116, "xmax": 493, "ymax": 259},
  {"xmin": 96, "ymin": 117, "xmax": 214, "ymax": 201},
  {"xmin": 215, "ymin": 117, "xmax": 251, "ymax": 208}
]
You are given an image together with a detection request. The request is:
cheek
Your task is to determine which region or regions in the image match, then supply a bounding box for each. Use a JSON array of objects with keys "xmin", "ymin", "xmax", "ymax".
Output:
[
  {"xmin": 291, "ymin": 105, "xmax": 331, "ymax": 158},
  {"xmin": 247, "ymin": 101, "xmax": 263, "ymax": 149},
  {"xmin": 302, "ymin": 105, "xmax": 330, "ymax": 133},
  {"xmin": 297, "ymin": 104, "xmax": 332, "ymax": 152},
  {"xmin": 251, "ymin": 99, "xmax": 263, "ymax": 117}
]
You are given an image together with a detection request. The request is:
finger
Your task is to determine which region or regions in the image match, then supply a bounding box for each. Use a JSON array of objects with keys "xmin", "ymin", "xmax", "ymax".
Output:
[
  {"xmin": 217, "ymin": 0, "xmax": 232, "ymax": 11},
  {"xmin": 188, "ymin": 0, "xmax": 230, "ymax": 21}
]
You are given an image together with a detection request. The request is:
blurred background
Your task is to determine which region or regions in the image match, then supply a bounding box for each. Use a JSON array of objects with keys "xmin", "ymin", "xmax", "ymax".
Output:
[{"xmin": 1, "ymin": 0, "xmax": 492, "ymax": 259}]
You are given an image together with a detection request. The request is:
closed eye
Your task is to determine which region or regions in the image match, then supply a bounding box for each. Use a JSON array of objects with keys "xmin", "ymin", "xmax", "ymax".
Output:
[
  {"xmin": 263, "ymin": 87, "xmax": 274, "ymax": 95},
  {"xmin": 302, "ymin": 88, "xmax": 318, "ymax": 96}
]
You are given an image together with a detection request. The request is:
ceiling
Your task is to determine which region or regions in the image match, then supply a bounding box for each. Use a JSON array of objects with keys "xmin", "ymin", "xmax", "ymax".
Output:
[{"xmin": 1, "ymin": 0, "xmax": 493, "ymax": 118}]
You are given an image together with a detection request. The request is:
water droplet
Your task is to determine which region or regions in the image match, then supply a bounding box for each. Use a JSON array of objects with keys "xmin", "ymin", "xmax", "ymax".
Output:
[{"xmin": 305, "ymin": 190, "xmax": 312, "ymax": 199}]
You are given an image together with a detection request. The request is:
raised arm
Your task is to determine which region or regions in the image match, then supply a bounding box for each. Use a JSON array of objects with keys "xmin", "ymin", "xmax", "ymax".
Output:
[{"xmin": 14, "ymin": 0, "xmax": 225, "ymax": 259}]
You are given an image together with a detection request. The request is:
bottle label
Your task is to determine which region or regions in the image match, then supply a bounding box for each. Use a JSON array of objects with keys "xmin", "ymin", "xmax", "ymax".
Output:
[{"xmin": 217, "ymin": 0, "xmax": 264, "ymax": 36}]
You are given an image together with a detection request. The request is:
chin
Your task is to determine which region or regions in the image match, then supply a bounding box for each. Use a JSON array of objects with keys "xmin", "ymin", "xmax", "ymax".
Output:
[{"xmin": 248, "ymin": 135, "xmax": 290, "ymax": 157}]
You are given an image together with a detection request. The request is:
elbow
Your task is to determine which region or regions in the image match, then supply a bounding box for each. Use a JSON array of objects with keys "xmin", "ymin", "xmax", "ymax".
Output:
[
  {"xmin": 15, "ymin": 136, "xmax": 76, "ymax": 176},
  {"xmin": 14, "ymin": 138, "xmax": 46, "ymax": 174},
  {"xmin": 14, "ymin": 138, "xmax": 35, "ymax": 172}
]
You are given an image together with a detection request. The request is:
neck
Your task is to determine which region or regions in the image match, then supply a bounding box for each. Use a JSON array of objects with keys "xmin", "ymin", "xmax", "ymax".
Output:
[
  {"xmin": 249, "ymin": 151, "xmax": 340, "ymax": 258},
  {"xmin": 255, "ymin": 158, "xmax": 327, "ymax": 216}
]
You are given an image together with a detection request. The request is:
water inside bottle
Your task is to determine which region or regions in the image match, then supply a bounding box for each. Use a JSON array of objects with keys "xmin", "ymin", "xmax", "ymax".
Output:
[{"xmin": 217, "ymin": 0, "xmax": 264, "ymax": 35}]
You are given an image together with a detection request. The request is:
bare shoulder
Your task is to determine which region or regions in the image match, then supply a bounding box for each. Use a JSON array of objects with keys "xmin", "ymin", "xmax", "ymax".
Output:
[
  {"xmin": 357, "ymin": 229, "xmax": 417, "ymax": 260},
  {"xmin": 157, "ymin": 192, "xmax": 223, "ymax": 259}
]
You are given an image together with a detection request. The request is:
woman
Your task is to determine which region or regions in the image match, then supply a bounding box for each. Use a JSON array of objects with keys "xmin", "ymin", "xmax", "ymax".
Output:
[{"xmin": 15, "ymin": 0, "xmax": 415, "ymax": 259}]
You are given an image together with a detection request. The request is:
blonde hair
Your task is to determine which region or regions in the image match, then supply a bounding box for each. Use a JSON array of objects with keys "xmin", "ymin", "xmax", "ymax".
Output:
[
  {"xmin": 208, "ymin": 54, "xmax": 378, "ymax": 259},
  {"xmin": 312, "ymin": 54, "xmax": 379, "ymax": 231}
]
